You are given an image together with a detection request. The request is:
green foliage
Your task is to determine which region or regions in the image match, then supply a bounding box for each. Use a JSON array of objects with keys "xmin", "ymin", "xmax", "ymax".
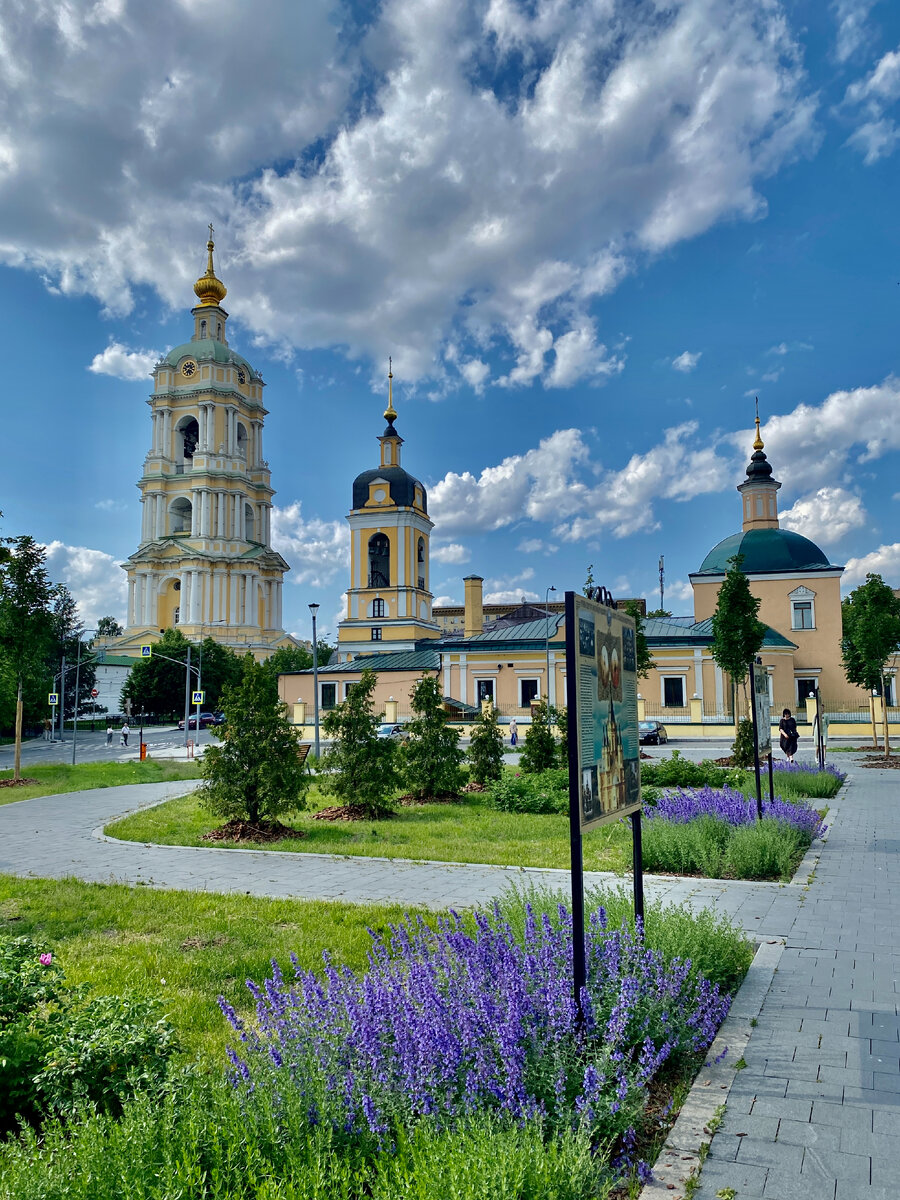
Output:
[
  {"xmin": 640, "ymin": 814, "xmax": 806, "ymax": 881},
  {"xmin": 261, "ymin": 641, "xmax": 334, "ymax": 686},
  {"xmin": 731, "ymin": 716, "xmax": 756, "ymax": 768},
  {"xmin": 94, "ymin": 616, "xmax": 123, "ymax": 639},
  {"xmin": 555, "ymin": 704, "xmax": 569, "ymax": 767},
  {"xmin": 466, "ymin": 702, "xmax": 505, "ymax": 784},
  {"xmin": 709, "ymin": 554, "xmax": 767, "ymax": 693},
  {"xmin": 645, "ymin": 609, "xmax": 673, "ymax": 619},
  {"xmin": 841, "ymin": 573, "xmax": 900, "ymax": 691},
  {"xmin": 200, "ymin": 655, "xmax": 309, "ymax": 826},
  {"xmin": 583, "ymin": 563, "xmax": 595, "ymax": 595},
  {"xmin": 120, "ymin": 627, "xmax": 192, "ymax": 717},
  {"xmin": 0, "ymin": 935, "xmax": 177, "ymax": 1133},
  {"xmin": 639, "ymin": 752, "xmax": 841, "ymax": 799},
  {"xmin": 402, "ymin": 675, "xmax": 465, "ymax": 799},
  {"xmin": 195, "ymin": 637, "xmax": 243, "ymax": 708},
  {"xmin": 773, "ymin": 770, "xmax": 842, "ymax": 799},
  {"xmin": 623, "ymin": 600, "xmax": 653, "ymax": 680},
  {"xmin": 487, "ymin": 769, "xmax": 569, "ymax": 814},
  {"xmin": 322, "ymin": 670, "xmax": 399, "ymax": 816},
  {"xmin": 640, "ymin": 753, "xmax": 736, "ymax": 790},
  {"xmin": 519, "ymin": 700, "xmax": 557, "ymax": 773}
]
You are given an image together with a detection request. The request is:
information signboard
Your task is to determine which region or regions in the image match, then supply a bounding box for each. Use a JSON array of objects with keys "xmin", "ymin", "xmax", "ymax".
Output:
[
  {"xmin": 752, "ymin": 664, "xmax": 771, "ymax": 754},
  {"xmin": 567, "ymin": 592, "xmax": 641, "ymax": 830}
]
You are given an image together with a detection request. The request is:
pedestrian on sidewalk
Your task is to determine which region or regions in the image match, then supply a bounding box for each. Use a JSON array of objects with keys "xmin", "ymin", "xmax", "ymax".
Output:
[
  {"xmin": 42, "ymin": 718, "xmax": 51, "ymax": 741},
  {"xmin": 106, "ymin": 724, "xmax": 113, "ymax": 746},
  {"xmin": 509, "ymin": 718, "xmax": 518, "ymax": 747},
  {"xmin": 778, "ymin": 707, "xmax": 798, "ymax": 763},
  {"xmin": 120, "ymin": 722, "xmax": 129, "ymax": 747}
]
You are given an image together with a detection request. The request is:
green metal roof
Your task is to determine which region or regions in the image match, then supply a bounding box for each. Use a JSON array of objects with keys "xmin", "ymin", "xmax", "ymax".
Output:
[
  {"xmin": 459, "ymin": 615, "xmax": 564, "ymax": 644},
  {"xmin": 163, "ymin": 339, "xmax": 258, "ymax": 377},
  {"xmin": 689, "ymin": 617, "xmax": 797, "ymax": 649},
  {"xmin": 695, "ymin": 528, "xmax": 835, "ymax": 575},
  {"xmin": 286, "ymin": 649, "xmax": 442, "ymax": 676}
]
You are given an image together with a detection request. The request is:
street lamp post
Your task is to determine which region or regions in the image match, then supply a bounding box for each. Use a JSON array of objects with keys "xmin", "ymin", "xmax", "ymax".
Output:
[
  {"xmin": 71, "ymin": 630, "xmax": 98, "ymax": 766},
  {"xmin": 545, "ymin": 586, "xmax": 557, "ymax": 720},
  {"xmin": 309, "ymin": 603, "xmax": 320, "ymax": 760}
]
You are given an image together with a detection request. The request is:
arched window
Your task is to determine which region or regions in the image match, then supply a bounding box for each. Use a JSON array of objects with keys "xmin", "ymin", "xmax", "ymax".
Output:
[
  {"xmin": 175, "ymin": 416, "xmax": 199, "ymax": 471},
  {"xmin": 368, "ymin": 533, "xmax": 390, "ymax": 588},
  {"xmin": 371, "ymin": 598, "xmax": 385, "ymax": 618},
  {"xmin": 236, "ymin": 422, "xmax": 247, "ymax": 459},
  {"xmin": 217, "ymin": 322, "xmax": 222, "ymax": 339},
  {"xmin": 169, "ymin": 497, "xmax": 192, "ymax": 534},
  {"xmin": 417, "ymin": 537, "xmax": 425, "ymax": 590},
  {"xmin": 244, "ymin": 502, "xmax": 255, "ymax": 542},
  {"xmin": 200, "ymin": 319, "xmax": 207, "ymax": 339}
]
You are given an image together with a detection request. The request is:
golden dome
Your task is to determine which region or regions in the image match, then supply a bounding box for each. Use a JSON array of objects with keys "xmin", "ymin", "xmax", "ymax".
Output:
[{"xmin": 193, "ymin": 228, "xmax": 227, "ymax": 308}]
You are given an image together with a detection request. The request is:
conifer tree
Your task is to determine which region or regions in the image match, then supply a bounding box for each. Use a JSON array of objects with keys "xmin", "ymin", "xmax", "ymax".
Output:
[
  {"xmin": 200, "ymin": 655, "xmax": 309, "ymax": 827},
  {"xmin": 322, "ymin": 669, "xmax": 399, "ymax": 816},
  {"xmin": 402, "ymin": 675, "xmax": 465, "ymax": 799},
  {"xmin": 520, "ymin": 699, "xmax": 557, "ymax": 773},
  {"xmin": 623, "ymin": 600, "xmax": 653, "ymax": 679},
  {"xmin": 841, "ymin": 574, "xmax": 900, "ymax": 756},
  {"xmin": 710, "ymin": 554, "xmax": 767, "ymax": 704},
  {"xmin": 466, "ymin": 698, "xmax": 505, "ymax": 784}
]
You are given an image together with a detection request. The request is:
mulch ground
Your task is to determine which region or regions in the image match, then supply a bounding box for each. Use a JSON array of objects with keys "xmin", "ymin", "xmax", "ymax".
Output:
[
  {"xmin": 861, "ymin": 755, "xmax": 900, "ymax": 769},
  {"xmin": 200, "ymin": 819, "xmax": 306, "ymax": 843},
  {"xmin": 397, "ymin": 792, "xmax": 462, "ymax": 807},
  {"xmin": 312, "ymin": 805, "xmax": 396, "ymax": 821},
  {"xmin": 0, "ymin": 777, "xmax": 40, "ymax": 788}
]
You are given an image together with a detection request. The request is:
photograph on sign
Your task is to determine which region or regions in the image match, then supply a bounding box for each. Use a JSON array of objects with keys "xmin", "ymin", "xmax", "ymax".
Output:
[
  {"xmin": 752, "ymin": 664, "xmax": 772, "ymax": 754},
  {"xmin": 571, "ymin": 595, "xmax": 640, "ymax": 830}
]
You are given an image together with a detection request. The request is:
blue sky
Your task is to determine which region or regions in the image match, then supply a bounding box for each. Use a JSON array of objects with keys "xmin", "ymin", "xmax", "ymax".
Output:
[{"xmin": 2, "ymin": 0, "xmax": 900, "ymax": 640}]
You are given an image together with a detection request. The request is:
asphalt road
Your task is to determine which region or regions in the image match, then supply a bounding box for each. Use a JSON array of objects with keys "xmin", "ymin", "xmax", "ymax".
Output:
[{"xmin": 0, "ymin": 725, "xmax": 209, "ymax": 768}]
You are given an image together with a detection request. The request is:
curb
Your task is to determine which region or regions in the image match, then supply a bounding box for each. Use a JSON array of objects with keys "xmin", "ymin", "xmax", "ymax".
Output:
[{"xmin": 639, "ymin": 937, "xmax": 784, "ymax": 1200}]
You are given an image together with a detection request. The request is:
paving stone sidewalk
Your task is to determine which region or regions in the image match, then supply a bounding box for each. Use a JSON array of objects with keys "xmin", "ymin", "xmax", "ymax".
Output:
[
  {"xmin": 0, "ymin": 779, "xmax": 800, "ymax": 929},
  {"xmin": 695, "ymin": 757, "xmax": 899, "ymax": 1200}
]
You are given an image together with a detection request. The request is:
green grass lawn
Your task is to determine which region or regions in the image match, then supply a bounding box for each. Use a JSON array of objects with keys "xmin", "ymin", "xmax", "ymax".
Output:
[
  {"xmin": 106, "ymin": 788, "xmax": 632, "ymax": 872},
  {"xmin": 0, "ymin": 875, "xmax": 431, "ymax": 1063},
  {"xmin": 0, "ymin": 760, "xmax": 202, "ymax": 807}
]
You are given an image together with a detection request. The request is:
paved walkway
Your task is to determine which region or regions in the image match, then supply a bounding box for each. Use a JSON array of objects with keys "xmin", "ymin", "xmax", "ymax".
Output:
[
  {"xmin": 0, "ymin": 778, "xmax": 798, "ymax": 929},
  {"xmin": 695, "ymin": 756, "xmax": 898, "ymax": 1200}
]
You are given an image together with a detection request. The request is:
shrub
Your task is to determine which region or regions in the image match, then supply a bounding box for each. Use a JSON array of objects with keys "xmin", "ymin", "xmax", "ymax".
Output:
[
  {"xmin": 0, "ymin": 936, "xmax": 177, "ymax": 1134},
  {"xmin": 731, "ymin": 717, "xmax": 756, "ymax": 768},
  {"xmin": 466, "ymin": 703, "xmax": 504, "ymax": 784},
  {"xmin": 648, "ymin": 785, "xmax": 824, "ymax": 839},
  {"xmin": 487, "ymin": 768, "xmax": 568, "ymax": 814},
  {"xmin": 725, "ymin": 820, "xmax": 806, "ymax": 881},
  {"xmin": 640, "ymin": 752, "xmax": 735, "ymax": 790},
  {"xmin": 322, "ymin": 670, "xmax": 399, "ymax": 816},
  {"xmin": 402, "ymin": 676, "xmax": 465, "ymax": 799},
  {"xmin": 519, "ymin": 700, "xmax": 557, "ymax": 773}
]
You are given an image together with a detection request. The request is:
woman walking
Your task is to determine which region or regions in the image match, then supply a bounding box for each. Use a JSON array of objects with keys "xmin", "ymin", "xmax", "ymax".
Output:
[
  {"xmin": 509, "ymin": 718, "xmax": 518, "ymax": 748},
  {"xmin": 779, "ymin": 707, "xmax": 799, "ymax": 763}
]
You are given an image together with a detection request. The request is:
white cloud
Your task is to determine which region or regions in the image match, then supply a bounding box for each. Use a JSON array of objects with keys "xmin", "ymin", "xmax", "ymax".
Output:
[
  {"xmin": 431, "ymin": 542, "xmax": 470, "ymax": 564},
  {"xmin": 459, "ymin": 359, "xmax": 490, "ymax": 393},
  {"xmin": 88, "ymin": 342, "xmax": 159, "ymax": 381},
  {"xmin": 93, "ymin": 498, "xmax": 128, "ymax": 512},
  {"xmin": 672, "ymin": 350, "xmax": 702, "ymax": 373},
  {"xmin": 766, "ymin": 340, "xmax": 813, "ymax": 356},
  {"xmin": 484, "ymin": 589, "xmax": 540, "ymax": 604},
  {"xmin": 843, "ymin": 46, "xmax": 900, "ymax": 163},
  {"xmin": 832, "ymin": 0, "xmax": 877, "ymax": 63},
  {"xmin": 42, "ymin": 541, "xmax": 127, "ymax": 627},
  {"xmin": 843, "ymin": 543, "xmax": 900, "ymax": 587},
  {"xmin": 271, "ymin": 502, "xmax": 348, "ymax": 589},
  {"xmin": 432, "ymin": 593, "xmax": 460, "ymax": 608},
  {"xmin": 517, "ymin": 538, "xmax": 557, "ymax": 554},
  {"xmin": 780, "ymin": 487, "xmax": 867, "ymax": 544},
  {"xmin": 0, "ymin": 0, "xmax": 816, "ymax": 386}
]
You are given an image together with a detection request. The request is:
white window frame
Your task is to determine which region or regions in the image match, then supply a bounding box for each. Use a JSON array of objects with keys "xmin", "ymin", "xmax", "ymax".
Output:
[
  {"xmin": 519, "ymin": 678, "xmax": 540, "ymax": 708},
  {"xmin": 789, "ymin": 586, "xmax": 816, "ymax": 631},
  {"xmin": 475, "ymin": 678, "xmax": 495, "ymax": 705},
  {"xmin": 660, "ymin": 675, "xmax": 686, "ymax": 708}
]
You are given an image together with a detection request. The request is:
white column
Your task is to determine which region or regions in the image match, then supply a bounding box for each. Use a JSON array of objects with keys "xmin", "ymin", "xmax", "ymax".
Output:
[
  {"xmin": 189, "ymin": 492, "xmax": 198, "ymax": 536},
  {"xmin": 216, "ymin": 492, "xmax": 224, "ymax": 537},
  {"xmin": 276, "ymin": 581, "xmax": 283, "ymax": 629},
  {"xmin": 230, "ymin": 573, "xmax": 238, "ymax": 625},
  {"xmin": 140, "ymin": 498, "xmax": 148, "ymax": 542},
  {"xmin": 149, "ymin": 575, "xmax": 159, "ymax": 626},
  {"xmin": 163, "ymin": 410, "xmax": 172, "ymax": 458},
  {"xmin": 398, "ymin": 528, "xmax": 406, "ymax": 586},
  {"xmin": 154, "ymin": 494, "xmax": 163, "ymax": 539},
  {"xmin": 128, "ymin": 578, "xmax": 136, "ymax": 626},
  {"xmin": 202, "ymin": 490, "xmax": 211, "ymax": 537},
  {"xmin": 180, "ymin": 572, "xmax": 190, "ymax": 625},
  {"xmin": 190, "ymin": 570, "xmax": 201, "ymax": 624},
  {"xmin": 459, "ymin": 654, "xmax": 468, "ymax": 706},
  {"xmin": 265, "ymin": 505, "xmax": 271, "ymax": 546}
]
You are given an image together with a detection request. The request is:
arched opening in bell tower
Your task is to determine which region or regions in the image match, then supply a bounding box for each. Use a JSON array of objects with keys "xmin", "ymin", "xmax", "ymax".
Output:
[
  {"xmin": 176, "ymin": 416, "xmax": 199, "ymax": 472},
  {"xmin": 244, "ymin": 502, "xmax": 256, "ymax": 542},
  {"xmin": 169, "ymin": 497, "xmax": 192, "ymax": 534},
  {"xmin": 368, "ymin": 533, "xmax": 390, "ymax": 588},
  {"xmin": 236, "ymin": 422, "xmax": 247, "ymax": 459},
  {"xmin": 417, "ymin": 537, "xmax": 426, "ymax": 590}
]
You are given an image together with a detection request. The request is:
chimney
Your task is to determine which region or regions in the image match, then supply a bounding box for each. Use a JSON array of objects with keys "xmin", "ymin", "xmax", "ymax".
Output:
[{"xmin": 463, "ymin": 575, "xmax": 484, "ymax": 639}]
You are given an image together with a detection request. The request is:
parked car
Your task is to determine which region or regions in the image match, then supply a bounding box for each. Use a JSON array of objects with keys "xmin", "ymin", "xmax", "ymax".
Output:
[
  {"xmin": 376, "ymin": 723, "xmax": 407, "ymax": 741},
  {"xmin": 638, "ymin": 720, "xmax": 668, "ymax": 745},
  {"xmin": 178, "ymin": 712, "xmax": 217, "ymax": 731}
]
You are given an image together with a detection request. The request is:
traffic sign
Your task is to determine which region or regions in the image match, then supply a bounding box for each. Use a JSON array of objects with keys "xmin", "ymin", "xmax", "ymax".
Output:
[
  {"xmin": 48, "ymin": 693, "xmax": 58, "ymax": 706},
  {"xmin": 91, "ymin": 688, "xmax": 99, "ymax": 699},
  {"xmin": 140, "ymin": 644, "xmax": 152, "ymax": 658},
  {"xmin": 192, "ymin": 690, "xmax": 205, "ymax": 705}
]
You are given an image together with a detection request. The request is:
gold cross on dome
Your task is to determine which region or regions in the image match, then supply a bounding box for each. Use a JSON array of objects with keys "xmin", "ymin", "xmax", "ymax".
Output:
[{"xmin": 208, "ymin": 222, "xmax": 214, "ymax": 241}]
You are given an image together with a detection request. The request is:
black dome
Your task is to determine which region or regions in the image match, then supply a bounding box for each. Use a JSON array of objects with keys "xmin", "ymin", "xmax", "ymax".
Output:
[{"xmin": 352, "ymin": 466, "xmax": 427, "ymax": 512}]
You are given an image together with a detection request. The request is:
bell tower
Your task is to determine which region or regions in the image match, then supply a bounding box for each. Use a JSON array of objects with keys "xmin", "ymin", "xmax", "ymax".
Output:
[
  {"xmin": 337, "ymin": 364, "xmax": 440, "ymax": 660},
  {"xmin": 111, "ymin": 230, "xmax": 294, "ymax": 657},
  {"xmin": 737, "ymin": 405, "xmax": 781, "ymax": 531}
]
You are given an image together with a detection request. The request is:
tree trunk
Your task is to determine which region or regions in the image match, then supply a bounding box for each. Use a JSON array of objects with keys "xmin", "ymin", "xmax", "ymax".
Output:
[
  {"xmin": 14, "ymin": 676, "xmax": 23, "ymax": 782},
  {"xmin": 882, "ymin": 674, "xmax": 891, "ymax": 758},
  {"xmin": 870, "ymin": 695, "xmax": 878, "ymax": 749}
]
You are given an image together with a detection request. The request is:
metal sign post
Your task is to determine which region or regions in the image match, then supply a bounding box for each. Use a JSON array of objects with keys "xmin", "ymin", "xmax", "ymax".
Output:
[
  {"xmin": 566, "ymin": 589, "xmax": 642, "ymax": 1017},
  {"xmin": 750, "ymin": 662, "xmax": 771, "ymax": 820}
]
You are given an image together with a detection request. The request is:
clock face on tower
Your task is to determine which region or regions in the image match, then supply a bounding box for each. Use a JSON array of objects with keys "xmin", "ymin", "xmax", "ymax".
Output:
[{"xmin": 181, "ymin": 361, "xmax": 196, "ymax": 377}]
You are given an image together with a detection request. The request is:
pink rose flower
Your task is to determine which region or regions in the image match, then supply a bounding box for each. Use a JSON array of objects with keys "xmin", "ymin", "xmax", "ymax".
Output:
[{"xmin": 39, "ymin": 953, "xmax": 52, "ymax": 966}]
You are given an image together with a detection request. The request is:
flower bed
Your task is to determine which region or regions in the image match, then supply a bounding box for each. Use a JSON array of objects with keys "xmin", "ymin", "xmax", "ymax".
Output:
[
  {"xmin": 220, "ymin": 903, "xmax": 731, "ymax": 1186},
  {"xmin": 641, "ymin": 785, "xmax": 825, "ymax": 880}
]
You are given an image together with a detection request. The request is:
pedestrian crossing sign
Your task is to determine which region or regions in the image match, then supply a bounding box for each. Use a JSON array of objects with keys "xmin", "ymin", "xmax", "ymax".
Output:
[
  {"xmin": 48, "ymin": 693, "xmax": 58, "ymax": 706},
  {"xmin": 192, "ymin": 691, "xmax": 205, "ymax": 705},
  {"xmin": 140, "ymin": 644, "xmax": 152, "ymax": 657}
]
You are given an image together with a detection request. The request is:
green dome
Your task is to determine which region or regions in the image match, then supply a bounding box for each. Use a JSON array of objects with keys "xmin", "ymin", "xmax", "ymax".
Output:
[
  {"xmin": 163, "ymin": 339, "xmax": 257, "ymax": 378},
  {"xmin": 696, "ymin": 528, "xmax": 833, "ymax": 575}
]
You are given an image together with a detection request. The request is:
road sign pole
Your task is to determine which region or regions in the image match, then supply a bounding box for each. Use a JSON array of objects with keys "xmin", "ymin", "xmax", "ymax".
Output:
[
  {"xmin": 631, "ymin": 811, "xmax": 645, "ymax": 927},
  {"xmin": 59, "ymin": 655, "xmax": 66, "ymax": 744},
  {"xmin": 749, "ymin": 662, "xmax": 762, "ymax": 819},
  {"xmin": 564, "ymin": 591, "xmax": 586, "ymax": 1021},
  {"xmin": 183, "ymin": 646, "xmax": 191, "ymax": 748}
]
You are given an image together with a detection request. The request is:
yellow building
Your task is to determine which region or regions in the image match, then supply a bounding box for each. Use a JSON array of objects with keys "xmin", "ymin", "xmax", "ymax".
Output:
[{"xmin": 109, "ymin": 232, "xmax": 295, "ymax": 658}]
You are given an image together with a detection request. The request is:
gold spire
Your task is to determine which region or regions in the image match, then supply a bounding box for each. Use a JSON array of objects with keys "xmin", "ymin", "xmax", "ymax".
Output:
[
  {"xmin": 753, "ymin": 397, "xmax": 764, "ymax": 451},
  {"xmin": 193, "ymin": 223, "xmax": 227, "ymax": 308},
  {"xmin": 383, "ymin": 356, "xmax": 398, "ymax": 422}
]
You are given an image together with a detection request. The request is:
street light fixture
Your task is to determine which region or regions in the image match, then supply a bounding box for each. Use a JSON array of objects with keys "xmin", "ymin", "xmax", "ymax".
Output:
[
  {"xmin": 545, "ymin": 585, "xmax": 557, "ymax": 720},
  {"xmin": 71, "ymin": 629, "xmax": 99, "ymax": 766},
  {"xmin": 309, "ymin": 603, "xmax": 320, "ymax": 760}
]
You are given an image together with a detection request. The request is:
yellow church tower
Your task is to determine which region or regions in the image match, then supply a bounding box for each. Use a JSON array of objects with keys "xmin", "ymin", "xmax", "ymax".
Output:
[
  {"xmin": 337, "ymin": 365, "xmax": 440, "ymax": 660},
  {"xmin": 113, "ymin": 229, "xmax": 294, "ymax": 657}
]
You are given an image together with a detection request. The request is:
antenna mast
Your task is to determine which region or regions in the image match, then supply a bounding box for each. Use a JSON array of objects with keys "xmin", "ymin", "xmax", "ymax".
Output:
[{"xmin": 658, "ymin": 555, "xmax": 665, "ymax": 613}]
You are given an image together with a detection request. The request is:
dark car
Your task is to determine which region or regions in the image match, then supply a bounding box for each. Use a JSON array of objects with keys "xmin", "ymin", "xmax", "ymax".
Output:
[
  {"xmin": 638, "ymin": 720, "xmax": 668, "ymax": 745},
  {"xmin": 178, "ymin": 712, "xmax": 217, "ymax": 731}
]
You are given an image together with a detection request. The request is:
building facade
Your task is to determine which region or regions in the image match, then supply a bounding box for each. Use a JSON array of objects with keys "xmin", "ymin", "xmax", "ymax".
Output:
[{"xmin": 109, "ymin": 233, "xmax": 294, "ymax": 658}]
